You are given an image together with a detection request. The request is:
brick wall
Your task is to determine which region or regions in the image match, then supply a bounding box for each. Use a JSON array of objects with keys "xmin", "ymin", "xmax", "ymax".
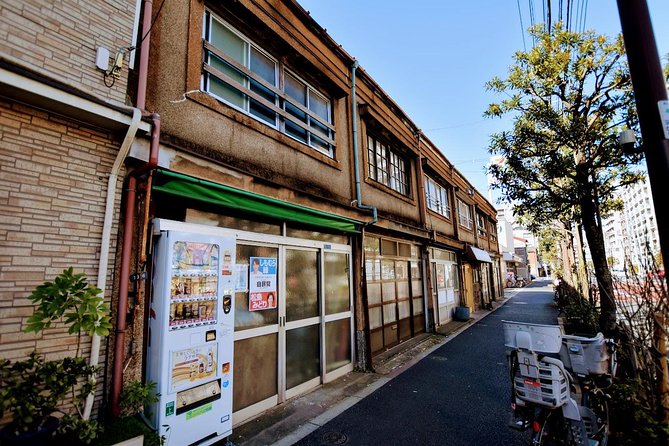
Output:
[
  {"xmin": 0, "ymin": 100, "xmax": 122, "ymax": 368},
  {"xmin": 0, "ymin": 0, "xmax": 137, "ymax": 104}
]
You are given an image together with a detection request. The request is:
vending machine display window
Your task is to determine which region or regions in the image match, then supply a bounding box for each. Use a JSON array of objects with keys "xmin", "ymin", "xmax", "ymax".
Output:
[{"xmin": 169, "ymin": 242, "xmax": 220, "ymax": 329}]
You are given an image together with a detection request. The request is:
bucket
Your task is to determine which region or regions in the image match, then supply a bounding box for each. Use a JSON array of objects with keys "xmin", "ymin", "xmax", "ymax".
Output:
[{"xmin": 454, "ymin": 306, "xmax": 470, "ymax": 321}]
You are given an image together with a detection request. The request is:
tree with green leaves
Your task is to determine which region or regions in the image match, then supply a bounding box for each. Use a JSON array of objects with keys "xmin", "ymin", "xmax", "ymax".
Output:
[{"xmin": 485, "ymin": 23, "xmax": 644, "ymax": 334}]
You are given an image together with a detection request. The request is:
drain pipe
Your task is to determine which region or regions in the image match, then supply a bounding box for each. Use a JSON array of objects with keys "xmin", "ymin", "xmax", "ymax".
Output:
[
  {"xmin": 110, "ymin": 113, "xmax": 160, "ymax": 418},
  {"xmin": 351, "ymin": 60, "xmax": 377, "ymax": 225},
  {"xmin": 351, "ymin": 60, "xmax": 376, "ymax": 371},
  {"xmin": 82, "ymin": 108, "xmax": 142, "ymax": 420},
  {"xmin": 109, "ymin": 0, "xmax": 159, "ymax": 418}
]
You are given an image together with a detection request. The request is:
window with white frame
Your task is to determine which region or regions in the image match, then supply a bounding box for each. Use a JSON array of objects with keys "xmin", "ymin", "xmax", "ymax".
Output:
[
  {"xmin": 424, "ymin": 176, "xmax": 450, "ymax": 218},
  {"xmin": 367, "ymin": 136, "xmax": 410, "ymax": 196},
  {"xmin": 477, "ymin": 214, "xmax": 487, "ymax": 238},
  {"xmin": 202, "ymin": 11, "xmax": 335, "ymax": 156},
  {"xmin": 457, "ymin": 199, "xmax": 473, "ymax": 229}
]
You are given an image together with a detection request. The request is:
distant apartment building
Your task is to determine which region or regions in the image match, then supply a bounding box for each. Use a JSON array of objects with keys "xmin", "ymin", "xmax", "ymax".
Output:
[
  {"xmin": 602, "ymin": 209, "xmax": 627, "ymax": 269},
  {"xmin": 497, "ymin": 205, "xmax": 540, "ymax": 282},
  {"xmin": 602, "ymin": 175, "xmax": 660, "ymax": 271}
]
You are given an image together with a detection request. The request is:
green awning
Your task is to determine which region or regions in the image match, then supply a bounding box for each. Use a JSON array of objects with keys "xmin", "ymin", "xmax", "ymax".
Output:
[{"xmin": 153, "ymin": 169, "xmax": 361, "ymax": 233}]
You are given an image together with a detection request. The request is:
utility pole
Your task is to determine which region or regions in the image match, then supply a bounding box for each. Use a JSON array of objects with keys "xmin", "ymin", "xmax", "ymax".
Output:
[
  {"xmin": 616, "ymin": 0, "xmax": 669, "ymax": 425},
  {"xmin": 616, "ymin": 0, "xmax": 669, "ymax": 281}
]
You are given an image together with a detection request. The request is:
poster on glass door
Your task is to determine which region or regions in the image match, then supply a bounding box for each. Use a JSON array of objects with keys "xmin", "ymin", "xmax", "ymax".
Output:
[{"xmin": 249, "ymin": 256, "xmax": 277, "ymax": 311}]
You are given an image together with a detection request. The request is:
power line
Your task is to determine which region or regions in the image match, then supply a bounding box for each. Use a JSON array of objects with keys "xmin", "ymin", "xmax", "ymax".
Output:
[
  {"xmin": 529, "ymin": 0, "xmax": 536, "ymax": 31},
  {"xmin": 128, "ymin": 0, "xmax": 167, "ymax": 54},
  {"xmin": 424, "ymin": 120, "xmax": 488, "ymax": 132},
  {"xmin": 517, "ymin": 0, "xmax": 527, "ymax": 51},
  {"xmin": 580, "ymin": 0, "xmax": 589, "ymax": 32},
  {"xmin": 547, "ymin": 0, "xmax": 552, "ymax": 31}
]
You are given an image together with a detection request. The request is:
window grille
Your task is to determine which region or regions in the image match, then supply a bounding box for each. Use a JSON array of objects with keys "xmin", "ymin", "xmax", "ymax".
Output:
[{"xmin": 202, "ymin": 11, "xmax": 335, "ymax": 157}]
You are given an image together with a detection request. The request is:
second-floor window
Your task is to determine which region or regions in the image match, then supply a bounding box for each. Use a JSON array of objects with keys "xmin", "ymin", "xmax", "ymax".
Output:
[
  {"xmin": 202, "ymin": 11, "xmax": 335, "ymax": 156},
  {"xmin": 367, "ymin": 136, "xmax": 409, "ymax": 196},
  {"xmin": 457, "ymin": 199, "xmax": 473, "ymax": 229},
  {"xmin": 424, "ymin": 176, "xmax": 450, "ymax": 218},
  {"xmin": 477, "ymin": 214, "xmax": 487, "ymax": 238}
]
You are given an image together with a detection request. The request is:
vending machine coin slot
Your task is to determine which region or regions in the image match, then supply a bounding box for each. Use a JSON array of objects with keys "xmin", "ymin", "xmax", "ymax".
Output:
[{"xmin": 223, "ymin": 295, "xmax": 232, "ymax": 314}]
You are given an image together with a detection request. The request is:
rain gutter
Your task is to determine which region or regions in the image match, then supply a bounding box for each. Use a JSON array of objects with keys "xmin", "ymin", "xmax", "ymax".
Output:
[{"xmin": 351, "ymin": 60, "xmax": 377, "ymax": 226}]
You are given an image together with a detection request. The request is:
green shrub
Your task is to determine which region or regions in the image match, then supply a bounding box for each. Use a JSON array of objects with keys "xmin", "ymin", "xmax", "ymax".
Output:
[{"xmin": 609, "ymin": 379, "xmax": 669, "ymax": 446}]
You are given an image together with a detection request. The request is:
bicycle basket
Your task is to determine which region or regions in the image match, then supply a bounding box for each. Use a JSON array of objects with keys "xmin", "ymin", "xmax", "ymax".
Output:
[{"xmin": 560, "ymin": 333, "xmax": 610, "ymax": 376}]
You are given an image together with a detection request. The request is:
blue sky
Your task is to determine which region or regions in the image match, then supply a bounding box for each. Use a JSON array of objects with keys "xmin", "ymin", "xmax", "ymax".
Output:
[{"xmin": 297, "ymin": 1, "xmax": 669, "ymax": 201}]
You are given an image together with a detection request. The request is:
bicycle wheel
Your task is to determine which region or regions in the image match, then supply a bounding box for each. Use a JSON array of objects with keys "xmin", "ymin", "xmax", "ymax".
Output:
[
  {"xmin": 531, "ymin": 409, "xmax": 566, "ymax": 446},
  {"xmin": 582, "ymin": 391, "xmax": 610, "ymax": 446}
]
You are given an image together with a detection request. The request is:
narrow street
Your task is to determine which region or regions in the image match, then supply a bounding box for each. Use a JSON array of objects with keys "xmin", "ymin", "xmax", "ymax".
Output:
[{"xmin": 294, "ymin": 279, "xmax": 559, "ymax": 446}]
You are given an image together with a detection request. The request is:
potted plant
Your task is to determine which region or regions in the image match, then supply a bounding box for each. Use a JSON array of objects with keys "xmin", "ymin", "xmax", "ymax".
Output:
[
  {"xmin": 0, "ymin": 268, "xmax": 112, "ymax": 445},
  {"xmin": 97, "ymin": 380, "xmax": 162, "ymax": 446}
]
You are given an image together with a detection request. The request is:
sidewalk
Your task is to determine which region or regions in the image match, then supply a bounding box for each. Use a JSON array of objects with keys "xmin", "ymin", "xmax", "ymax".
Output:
[{"xmin": 228, "ymin": 291, "xmax": 517, "ymax": 446}]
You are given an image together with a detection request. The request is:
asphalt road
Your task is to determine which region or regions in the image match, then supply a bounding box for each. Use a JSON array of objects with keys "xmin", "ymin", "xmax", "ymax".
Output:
[{"xmin": 294, "ymin": 279, "xmax": 560, "ymax": 446}]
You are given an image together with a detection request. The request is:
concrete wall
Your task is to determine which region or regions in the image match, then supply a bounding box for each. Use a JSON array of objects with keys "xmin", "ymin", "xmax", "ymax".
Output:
[{"xmin": 145, "ymin": 0, "xmax": 358, "ymax": 216}]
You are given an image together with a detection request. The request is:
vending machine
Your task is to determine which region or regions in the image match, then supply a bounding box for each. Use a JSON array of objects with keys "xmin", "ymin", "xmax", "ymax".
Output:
[{"xmin": 147, "ymin": 219, "xmax": 236, "ymax": 446}]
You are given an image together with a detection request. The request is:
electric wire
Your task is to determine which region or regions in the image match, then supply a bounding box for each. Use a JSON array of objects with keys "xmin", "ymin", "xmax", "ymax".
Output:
[
  {"xmin": 529, "ymin": 0, "xmax": 538, "ymax": 46},
  {"xmin": 424, "ymin": 119, "xmax": 488, "ymax": 132},
  {"xmin": 580, "ymin": 0, "xmax": 589, "ymax": 33},
  {"xmin": 547, "ymin": 0, "xmax": 552, "ymax": 31},
  {"xmin": 102, "ymin": 0, "xmax": 166, "ymax": 88},
  {"xmin": 517, "ymin": 0, "xmax": 527, "ymax": 51},
  {"xmin": 528, "ymin": 0, "xmax": 535, "ymax": 29},
  {"xmin": 128, "ymin": 0, "xmax": 167, "ymax": 55}
]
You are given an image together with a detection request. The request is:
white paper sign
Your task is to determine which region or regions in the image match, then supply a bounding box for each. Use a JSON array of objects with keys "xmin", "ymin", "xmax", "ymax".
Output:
[{"xmin": 658, "ymin": 100, "xmax": 669, "ymax": 140}]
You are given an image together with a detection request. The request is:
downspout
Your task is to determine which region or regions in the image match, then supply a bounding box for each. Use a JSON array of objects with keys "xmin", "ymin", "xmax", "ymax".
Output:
[
  {"xmin": 472, "ymin": 203, "xmax": 480, "ymax": 247},
  {"xmin": 110, "ymin": 0, "xmax": 159, "ymax": 418},
  {"xmin": 414, "ymin": 132, "xmax": 434, "ymax": 331},
  {"xmin": 415, "ymin": 132, "xmax": 427, "ymax": 229},
  {"xmin": 83, "ymin": 107, "xmax": 142, "ymax": 420},
  {"xmin": 350, "ymin": 60, "xmax": 376, "ymax": 371},
  {"xmin": 450, "ymin": 187, "xmax": 460, "ymax": 241},
  {"xmin": 351, "ymin": 60, "xmax": 377, "ymax": 225},
  {"xmin": 110, "ymin": 113, "xmax": 160, "ymax": 418}
]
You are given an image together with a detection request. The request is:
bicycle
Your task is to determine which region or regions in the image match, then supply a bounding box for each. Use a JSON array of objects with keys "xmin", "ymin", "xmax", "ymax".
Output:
[{"xmin": 503, "ymin": 321, "xmax": 616, "ymax": 446}]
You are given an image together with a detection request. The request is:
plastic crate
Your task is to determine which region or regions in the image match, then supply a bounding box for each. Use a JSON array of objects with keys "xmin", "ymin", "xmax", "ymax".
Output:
[
  {"xmin": 559, "ymin": 333, "xmax": 610, "ymax": 376},
  {"xmin": 513, "ymin": 357, "xmax": 569, "ymax": 408}
]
